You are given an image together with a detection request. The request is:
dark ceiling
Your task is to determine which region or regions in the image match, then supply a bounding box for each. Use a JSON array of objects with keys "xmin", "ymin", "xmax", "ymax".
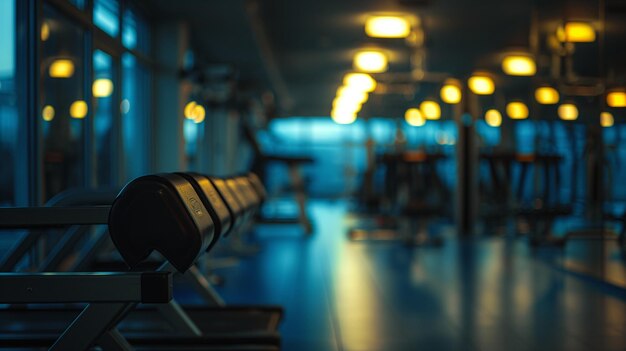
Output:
[{"xmin": 139, "ymin": 0, "xmax": 626, "ymax": 120}]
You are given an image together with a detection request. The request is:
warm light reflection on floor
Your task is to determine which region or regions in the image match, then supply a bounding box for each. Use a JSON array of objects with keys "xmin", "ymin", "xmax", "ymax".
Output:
[
  {"xmin": 212, "ymin": 201, "xmax": 626, "ymax": 351},
  {"xmin": 333, "ymin": 248, "xmax": 383, "ymax": 350}
]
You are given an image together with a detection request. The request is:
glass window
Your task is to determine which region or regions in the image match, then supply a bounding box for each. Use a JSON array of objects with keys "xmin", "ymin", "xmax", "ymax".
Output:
[
  {"xmin": 40, "ymin": 5, "xmax": 86, "ymax": 201},
  {"xmin": 68, "ymin": 0, "xmax": 85, "ymax": 10},
  {"xmin": 94, "ymin": 0, "xmax": 119, "ymax": 37},
  {"xmin": 0, "ymin": 0, "xmax": 17, "ymax": 206},
  {"xmin": 605, "ymin": 125, "xmax": 626, "ymax": 208},
  {"xmin": 121, "ymin": 53, "xmax": 151, "ymax": 180},
  {"xmin": 184, "ymin": 118, "xmax": 203, "ymax": 171},
  {"xmin": 515, "ymin": 120, "xmax": 535, "ymax": 154},
  {"xmin": 93, "ymin": 49, "xmax": 117, "ymax": 187},
  {"xmin": 475, "ymin": 120, "xmax": 500, "ymax": 148},
  {"xmin": 264, "ymin": 117, "xmax": 458, "ymax": 197},
  {"xmin": 122, "ymin": 8, "xmax": 150, "ymax": 52},
  {"xmin": 121, "ymin": 9, "xmax": 136, "ymax": 49}
]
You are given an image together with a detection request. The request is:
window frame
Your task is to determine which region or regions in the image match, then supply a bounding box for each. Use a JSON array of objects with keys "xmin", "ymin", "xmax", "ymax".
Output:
[{"xmin": 28, "ymin": 0, "xmax": 155, "ymax": 202}]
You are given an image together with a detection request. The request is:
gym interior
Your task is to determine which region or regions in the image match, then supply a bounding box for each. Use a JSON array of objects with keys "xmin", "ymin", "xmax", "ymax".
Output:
[{"xmin": 1, "ymin": 0, "xmax": 626, "ymax": 350}]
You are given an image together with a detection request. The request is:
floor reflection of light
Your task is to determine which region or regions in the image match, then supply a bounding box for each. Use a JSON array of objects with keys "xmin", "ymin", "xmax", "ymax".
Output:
[
  {"xmin": 334, "ymin": 248, "xmax": 382, "ymax": 350},
  {"xmin": 479, "ymin": 241, "xmax": 503, "ymax": 316}
]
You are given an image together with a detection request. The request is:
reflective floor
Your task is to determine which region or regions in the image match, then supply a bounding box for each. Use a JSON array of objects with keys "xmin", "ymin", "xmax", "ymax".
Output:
[{"xmin": 209, "ymin": 201, "xmax": 626, "ymax": 351}]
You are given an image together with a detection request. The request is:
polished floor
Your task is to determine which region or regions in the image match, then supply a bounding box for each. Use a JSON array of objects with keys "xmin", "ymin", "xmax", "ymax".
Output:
[{"xmin": 209, "ymin": 201, "xmax": 626, "ymax": 351}]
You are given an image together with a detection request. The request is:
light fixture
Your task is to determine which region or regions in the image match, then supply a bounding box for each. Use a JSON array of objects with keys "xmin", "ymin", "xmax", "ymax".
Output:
[
  {"xmin": 558, "ymin": 103, "xmax": 578, "ymax": 121},
  {"xmin": 354, "ymin": 50, "xmax": 388, "ymax": 73},
  {"xmin": 92, "ymin": 78, "xmax": 114, "ymax": 98},
  {"xmin": 365, "ymin": 16, "xmax": 411, "ymax": 38},
  {"xmin": 41, "ymin": 22, "xmax": 50, "ymax": 42},
  {"xmin": 535, "ymin": 86, "xmax": 560, "ymax": 104},
  {"xmin": 420, "ymin": 100, "xmax": 441, "ymax": 120},
  {"xmin": 405, "ymin": 108, "xmax": 425, "ymax": 126},
  {"xmin": 333, "ymin": 94, "xmax": 363, "ymax": 112},
  {"xmin": 49, "ymin": 59, "xmax": 75, "ymax": 78},
  {"xmin": 468, "ymin": 74, "xmax": 495, "ymax": 95},
  {"xmin": 557, "ymin": 22, "xmax": 596, "ymax": 43},
  {"xmin": 336, "ymin": 86, "xmax": 369, "ymax": 104},
  {"xmin": 331, "ymin": 109, "xmax": 357, "ymax": 125},
  {"xmin": 70, "ymin": 100, "xmax": 88, "ymax": 119},
  {"xmin": 506, "ymin": 101, "xmax": 529, "ymax": 119},
  {"xmin": 502, "ymin": 55, "xmax": 536, "ymax": 76},
  {"xmin": 184, "ymin": 101, "xmax": 197, "ymax": 119},
  {"xmin": 607, "ymin": 91, "xmax": 626, "ymax": 107},
  {"xmin": 183, "ymin": 101, "xmax": 206, "ymax": 122},
  {"xmin": 440, "ymin": 79, "xmax": 462, "ymax": 104},
  {"xmin": 333, "ymin": 99, "xmax": 362, "ymax": 115},
  {"xmin": 343, "ymin": 73, "xmax": 377, "ymax": 92},
  {"xmin": 193, "ymin": 105, "xmax": 206, "ymax": 124},
  {"xmin": 42, "ymin": 105, "xmax": 55, "ymax": 122},
  {"xmin": 600, "ymin": 112, "xmax": 614, "ymax": 127},
  {"xmin": 484, "ymin": 109, "xmax": 502, "ymax": 127}
]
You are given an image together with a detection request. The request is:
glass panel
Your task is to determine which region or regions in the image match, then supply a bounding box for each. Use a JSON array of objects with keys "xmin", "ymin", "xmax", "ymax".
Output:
[
  {"xmin": 604, "ymin": 125, "xmax": 626, "ymax": 212},
  {"xmin": 475, "ymin": 120, "xmax": 500, "ymax": 147},
  {"xmin": 68, "ymin": 0, "xmax": 85, "ymax": 10},
  {"xmin": 0, "ymin": 0, "xmax": 17, "ymax": 206},
  {"xmin": 121, "ymin": 53, "xmax": 150, "ymax": 180},
  {"xmin": 121, "ymin": 9, "xmax": 136, "ymax": 49},
  {"xmin": 264, "ymin": 117, "xmax": 457, "ymax": 198},
  {"xmin": 123, "ymin": 8, "xmax": 150, "ymax": 53},
  {"xmin": 94, "ymin": 0, "xmax": 119, "ymax": 37},
  {"xmin": 184, "ymin": 118, "xmax": 203, "ymax": 171},
  {"xmin": 93, "ymin": 49, "xmax": 116, "ymax": 187},
  {"xmin": 40, "ymin": 5, "xmax": 86, "ymax": 201}
]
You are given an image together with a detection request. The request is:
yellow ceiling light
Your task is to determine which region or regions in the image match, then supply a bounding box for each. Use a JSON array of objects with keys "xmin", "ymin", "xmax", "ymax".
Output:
[
  {"xmin": 333, "ymin": 98, "xmax": 362, "ymax": 114},
  {"xmin": 42, "ymin": 105, "xmax": 55, "ymax": 122},
  {"xmin": 41, "ymin": 22, "xmax": 50, "ymax": 42},
  {"xmin": 502, "ymin": 55, "xmax": 536, "ymax": 76},
  {"xmin": 468, "ymin": 74, "xmax": 495, "ymax": 95},
  {"xmin": 600, "ymin": 112, "xmax": 614, "ymax": 128},
  {"xmin": 506, "ymin": 101, "xmax": 529, "ymax": 120},
  {"xmin": 354, "ymin": 51, "xmax": 388, "ymax": 73},
  {"xmin": 183, "ymin": 101, "xmax": 206, "ymax": 122},
  {"xmin": 557, "ymin": 22, "xmax": 596, "ymax": 43},
  {"xmin": 365, "ymin": 16, "xmax": 411, "ymax": 38},
  {"xmin": 92, "ymin": 78, "xmax": 114, "ymax": 98},
  {"xmin": 440, "ymin": 79, "xmax": 462, "ymax": 104},
  {"xmin": 184, "ymin": 101, "xmax": 197, "ymax": 119},
  {"xmin": 558, "ymin": 103, "xmax": 578, "ymax": 121},
  {"xmin": 70, "ymin": 100, "xmax": 88, "ymax": 119},
  {"xmin": 484, "ymin": 109, "xmax": 502, "ymax": 127},
  {"xmin": 535, "ymin": 86, "xmax": 560, "ymax": 104},
  {"xmin": 331, "ymin": 109, "xmax": 357, "ymax": 125},
  {"xmin": 337, "ymin": 88, "xmax": 368, "ymax": 105},
  {"xmin": 193, "ymin": 105, "xmax": 206, "ymax": 123},
  {"xmin": 332, "ymin": 101, "xmax": 359, "ymax": 113},
  {"xmin": 607, "ymin": 91, "xmax": 626, "ymax": 107},
  {"xmin": 405, "ymin": 108, "xmax": 425, "ymax": 126},
  {"xmin": 420, "ymin": 100, "xmax": 441, "ymax": 120},
  {"xmin": 49, "ymin": 59, "xmax": 75, "ymax": 78},
  {"xmin": 343, "ymin": 73, "xmax": 377, "ymax": 92}
]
